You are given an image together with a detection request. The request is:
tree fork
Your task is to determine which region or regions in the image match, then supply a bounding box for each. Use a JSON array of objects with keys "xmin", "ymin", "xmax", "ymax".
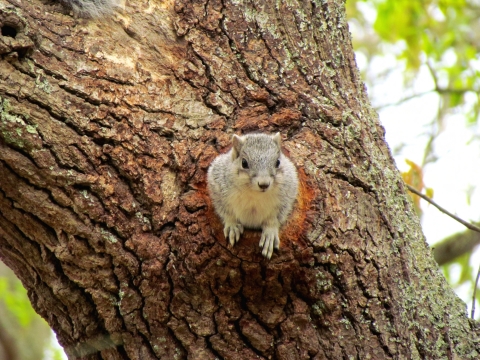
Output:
[{"xmin": 0, "ymin": 0, "xmax": 479, "ymax": 359}]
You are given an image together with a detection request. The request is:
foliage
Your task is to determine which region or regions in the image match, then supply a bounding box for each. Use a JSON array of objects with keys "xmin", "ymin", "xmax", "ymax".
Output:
[
  {"xmin": 0, "ymin": 276, "xmax": 37, "ymax": 327},
  {"xmin": 442, "ymin": 253, "xmax": 480, "ymax": 316},
  {"xmin": 346, "ymin": 0, "xmax": 480, "ymax": 316},
  {"xmin": 0, "ymin": 269, "xmax": 66, "ymax": 359},
  {"xmin": 376, "ymin": 0, "xmax": 480, "ymax": 122},
  {"xmin": 347, "ymin": 0, "xmax": 480, "ymax": 133},
  {"xmin": 401, "ymin": 159, "xmax": 433, "ymax": 215}
]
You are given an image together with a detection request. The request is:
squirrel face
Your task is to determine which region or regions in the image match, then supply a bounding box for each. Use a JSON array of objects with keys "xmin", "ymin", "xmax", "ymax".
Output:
[{"xmin": 231, "ymin": 133, "xmax": 283, "ymax": 193}]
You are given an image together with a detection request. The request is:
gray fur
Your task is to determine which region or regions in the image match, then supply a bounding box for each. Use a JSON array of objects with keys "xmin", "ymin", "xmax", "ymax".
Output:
[{"xmin": 207, "ymin": 133, "xmax": 298, "ymax": 259}]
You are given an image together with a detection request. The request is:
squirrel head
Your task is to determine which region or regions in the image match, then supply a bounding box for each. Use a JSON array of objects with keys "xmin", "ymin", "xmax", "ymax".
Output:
[{"xmin": 231, "ymin": 133, "xmax": 283, "ymax": 192}]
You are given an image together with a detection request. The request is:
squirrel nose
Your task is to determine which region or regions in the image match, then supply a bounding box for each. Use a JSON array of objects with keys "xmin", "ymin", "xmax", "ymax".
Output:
[{"xmin": 258, "ymin": 182, "xmax": 270, "ymax": 190}]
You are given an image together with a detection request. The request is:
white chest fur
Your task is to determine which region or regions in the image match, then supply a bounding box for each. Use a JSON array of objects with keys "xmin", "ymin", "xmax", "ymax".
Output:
[{"xmin": 226, "ymin": 185, "xmax": 281, "ymax": 228}]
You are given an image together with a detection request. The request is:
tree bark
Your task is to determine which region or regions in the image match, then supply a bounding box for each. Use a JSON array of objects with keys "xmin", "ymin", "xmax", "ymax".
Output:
[{"xmin": 0, "ymin": 0, "xmax": 479, "ymax": 359}]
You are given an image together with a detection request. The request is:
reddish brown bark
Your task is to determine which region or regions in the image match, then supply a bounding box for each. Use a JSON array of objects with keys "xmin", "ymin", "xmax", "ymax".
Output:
[{"xmin": 0, "ymin": 0, "xmax": 479, "ymax": 359}]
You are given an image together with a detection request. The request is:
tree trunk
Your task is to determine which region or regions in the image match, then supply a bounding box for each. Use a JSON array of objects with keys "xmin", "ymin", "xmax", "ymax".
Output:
[{"xmin": 0, "ymin": 0, "xmax": 479, "ymax": 359}]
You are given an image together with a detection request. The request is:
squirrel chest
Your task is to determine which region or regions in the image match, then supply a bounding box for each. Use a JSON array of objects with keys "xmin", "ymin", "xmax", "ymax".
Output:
[{"xmin": 226, "ymin": 185, "xmax": 281, "ymax": 228}]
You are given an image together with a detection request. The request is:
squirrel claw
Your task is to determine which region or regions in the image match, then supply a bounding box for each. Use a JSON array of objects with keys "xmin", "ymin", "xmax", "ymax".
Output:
[
  {"xmin": 224, "ymin": 223, "xmax": 244, "ymax": 246},
  {"xmin": 259, "ymin": 228, "xmax": 280, "ymax": 259}
]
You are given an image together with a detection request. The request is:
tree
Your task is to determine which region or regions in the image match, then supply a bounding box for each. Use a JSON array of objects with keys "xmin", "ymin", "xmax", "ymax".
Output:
[
  {"xmin": 346, "ymin": 0, "xmax": 480, "ymax": 301},
  {"xmin": 0, "ymin": 0, "xmax": 479, "ymax": 359}
]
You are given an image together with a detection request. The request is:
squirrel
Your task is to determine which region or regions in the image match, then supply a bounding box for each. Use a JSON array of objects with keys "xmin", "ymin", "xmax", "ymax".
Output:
[
  {"xmin": 207, "ymin": 132, "xmax": 299, "ymax": 259},
  {"xmin": 58, "ymin": 0, "xmax": 120, "ymax": 17}
]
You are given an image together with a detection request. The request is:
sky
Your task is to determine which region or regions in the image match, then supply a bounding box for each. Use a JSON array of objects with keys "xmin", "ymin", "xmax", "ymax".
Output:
[
  {"xmin": 347, "ymin": 0, "xmax": 480, "ymax": 320},
  {"xmin": 357, "ymin": 52, "xmax": 480, "ymax": 319}
]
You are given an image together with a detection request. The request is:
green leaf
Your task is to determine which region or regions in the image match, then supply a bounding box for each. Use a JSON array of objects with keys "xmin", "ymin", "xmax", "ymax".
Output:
[{"xmin": 0, "ymin": 276, "xmax": 38, "ymax": 327}]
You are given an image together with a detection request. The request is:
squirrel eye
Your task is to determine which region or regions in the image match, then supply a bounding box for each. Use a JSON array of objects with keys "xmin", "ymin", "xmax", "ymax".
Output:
[
  {"xmin": 275, "ymin": 159, "xmax": 280, "ymax": 168},
  {"xmin": 241, "ymin": 158, "xmax": 249, "ymax": 169}
]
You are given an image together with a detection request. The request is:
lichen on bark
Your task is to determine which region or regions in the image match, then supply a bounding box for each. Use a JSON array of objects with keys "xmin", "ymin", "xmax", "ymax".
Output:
[{"xmin": 0, "ymin": 0, "xmax": 479, "ymax": 359}]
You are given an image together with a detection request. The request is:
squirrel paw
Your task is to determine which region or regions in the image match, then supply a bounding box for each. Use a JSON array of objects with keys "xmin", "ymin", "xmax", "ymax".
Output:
[
  {"xmin": 259, "ymin": 227, "xmax": 280, "ymax": 259},
  {"xmin": 224, "ymin": 222, "xmax": 244, "ymax": 246}
]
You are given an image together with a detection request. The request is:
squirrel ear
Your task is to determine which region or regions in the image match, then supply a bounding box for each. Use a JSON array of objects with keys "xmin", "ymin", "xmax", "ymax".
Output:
[
  {"xmin": 232, "ymin": 134, "xmax": 244, "ymax": 159},
  {"xmin": 273, "ymin": 132, "xmax": 282, "ymax": 147}
]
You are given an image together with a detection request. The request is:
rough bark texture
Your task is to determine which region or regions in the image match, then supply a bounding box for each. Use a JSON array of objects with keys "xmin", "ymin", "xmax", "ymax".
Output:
[{"xmin": 0, "ymin": 0, "xmax": 479, "ymax": 359}]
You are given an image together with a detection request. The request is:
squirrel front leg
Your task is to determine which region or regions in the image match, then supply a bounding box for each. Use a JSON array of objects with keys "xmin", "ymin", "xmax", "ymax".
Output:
[
  {"xmin": 223, "ymin": 215, "xmax": 244, "ymax": 246},
  {"xmin": 259, "ymin": 219, "xmax": 281, "ymax": 259}
]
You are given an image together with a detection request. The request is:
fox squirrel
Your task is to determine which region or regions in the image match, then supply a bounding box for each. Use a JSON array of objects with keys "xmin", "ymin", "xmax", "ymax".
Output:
[{"xmin": 207, "ymin": 133, "xmax": 298, "ymax": 259}]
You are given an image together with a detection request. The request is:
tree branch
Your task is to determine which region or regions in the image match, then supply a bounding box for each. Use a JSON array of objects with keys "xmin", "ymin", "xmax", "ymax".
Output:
[
  {"xmin": 406, "ymin": 185, "xmax": 480, "ymax": 233},
  {"xmin": 472, "ymin": 265, "xmax": 480, "ymax": 319},
  {"xmin": 433, "ymin": 229, "xmax": 480, "ymax": 265},
  {"xmin": 375, "ymin": 90, "xmax": 434, "ymax": 110},
  {"xmin": 407, "ymin": 185, "xmax": 480, "ymax": 319}
]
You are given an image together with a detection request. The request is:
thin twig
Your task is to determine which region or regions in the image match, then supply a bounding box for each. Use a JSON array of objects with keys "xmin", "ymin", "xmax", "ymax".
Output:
[
  {"xmin": 472, "ymin": 265, "xmax": 480, "ymax": 319},
  {"xmin": 376, "ymin": 90, "xmax": 434, "ymax": 110},
  {"xmin": 406, "ymin": 184, "xmax": 480, "ymax": 233},
  {"xmin": 406, "ymin": 185, "xmax": 480, "ymax": 318}
]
